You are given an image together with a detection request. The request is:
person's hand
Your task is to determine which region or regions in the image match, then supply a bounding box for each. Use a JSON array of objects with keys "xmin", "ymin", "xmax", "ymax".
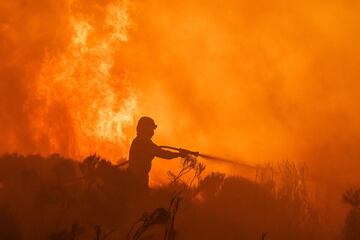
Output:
[{"xmin": 179, "ymin": 149, "xmax": 189, "ymax": 158}]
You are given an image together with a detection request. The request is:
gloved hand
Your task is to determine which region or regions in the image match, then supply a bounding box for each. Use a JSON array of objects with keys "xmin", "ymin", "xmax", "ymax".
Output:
[{"xmin": 179, "ymin": 148, "xmax": 190, "ymax": 158}]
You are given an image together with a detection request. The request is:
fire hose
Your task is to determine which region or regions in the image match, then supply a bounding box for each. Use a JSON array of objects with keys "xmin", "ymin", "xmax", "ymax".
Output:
[{"xmin": 159, "ymin": 146, "xmax": 259, "ymax": 169}]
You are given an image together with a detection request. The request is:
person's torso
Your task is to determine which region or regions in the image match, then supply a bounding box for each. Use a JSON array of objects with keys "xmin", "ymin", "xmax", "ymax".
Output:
[{"xmin": 128, "ymin": 137, "xmax": 157, "ymax": 176}]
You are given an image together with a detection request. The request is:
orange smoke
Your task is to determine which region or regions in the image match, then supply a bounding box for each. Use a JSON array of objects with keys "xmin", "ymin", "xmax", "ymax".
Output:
[
  {"xmin": 1, "ymin": 0, "xmax": 360, "ymax": 187},
  {"xmin": 120, "ymin": 1, "xmax": 360, "ymax": 185}
]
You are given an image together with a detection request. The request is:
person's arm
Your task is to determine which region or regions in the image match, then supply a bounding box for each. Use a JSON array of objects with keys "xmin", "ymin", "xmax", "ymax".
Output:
[{"xmin": 154, "ymin": 146, "xmax": 179, "ymax": 159}]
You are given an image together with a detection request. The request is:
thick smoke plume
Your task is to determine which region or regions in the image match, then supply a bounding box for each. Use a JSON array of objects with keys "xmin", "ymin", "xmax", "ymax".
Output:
[{"xmin": 123, "ymin": 1, "xmax": 360, "ymax": 186}]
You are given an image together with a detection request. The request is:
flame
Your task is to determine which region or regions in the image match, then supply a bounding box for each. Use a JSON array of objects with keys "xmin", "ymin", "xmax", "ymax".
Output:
[{"xmin": 30, "ymin": 0, "xmax": 137, "ymax": 160}]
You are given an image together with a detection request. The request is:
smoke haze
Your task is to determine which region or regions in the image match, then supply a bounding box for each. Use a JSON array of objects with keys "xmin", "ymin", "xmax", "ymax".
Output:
[
  {"xmin": 1, "ymin": 0, "xmax": 360, "ymax": 186},
  {"xmin": 124, "ymin": 1, "xmax": 360, "ymax": 185}
]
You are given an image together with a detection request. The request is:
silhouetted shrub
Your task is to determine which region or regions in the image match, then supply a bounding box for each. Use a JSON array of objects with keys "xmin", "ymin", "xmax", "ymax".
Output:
[
  {"xmin": 343, "ymin": 188, "xmax": 360, "ymax": 240},
  {"xmin": 0, "ymin": 206, "xmax": 21, "ymax": 240},
  {"xmin": 0, "ymin": 154, "xmax": 324, "ymax": 239}
]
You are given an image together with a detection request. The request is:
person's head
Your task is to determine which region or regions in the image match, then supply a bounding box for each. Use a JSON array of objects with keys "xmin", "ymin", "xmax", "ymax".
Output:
[{"xmin": 136, "ymin": 116, "xmax": 157, "ymax": 139}]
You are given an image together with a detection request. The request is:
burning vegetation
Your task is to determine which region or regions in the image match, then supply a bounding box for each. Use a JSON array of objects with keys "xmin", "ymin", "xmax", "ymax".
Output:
[{"xmin": 0, "ymin": 0, "xmax": 137, "ymax": 160}]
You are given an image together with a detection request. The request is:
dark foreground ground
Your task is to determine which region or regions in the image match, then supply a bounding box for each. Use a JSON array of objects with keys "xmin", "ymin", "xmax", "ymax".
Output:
[{"xmin": 0, "ymin": 154, "xmax": 359, "ymax": 240}]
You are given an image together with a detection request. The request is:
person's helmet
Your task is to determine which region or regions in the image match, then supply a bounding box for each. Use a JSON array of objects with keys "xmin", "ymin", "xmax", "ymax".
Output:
[{"xmin": 136, "ymin": 116, "xmax": 157, "ymax": 133}]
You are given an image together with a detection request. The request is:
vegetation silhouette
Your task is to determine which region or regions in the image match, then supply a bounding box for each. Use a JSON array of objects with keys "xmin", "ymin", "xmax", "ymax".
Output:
[
  {"xmin": 0, "ymin": 151, "xmax": 349, "ymax": 239},
  {"xmin": 342, "ymin": 188, "xmax": 360, "ymax": 240}
]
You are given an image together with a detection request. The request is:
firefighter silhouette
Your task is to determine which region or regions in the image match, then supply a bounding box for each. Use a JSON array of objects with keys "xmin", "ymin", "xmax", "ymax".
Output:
[{"xmin": 128, "ymin": 116, "xmax": 187, "ymax": 188}]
